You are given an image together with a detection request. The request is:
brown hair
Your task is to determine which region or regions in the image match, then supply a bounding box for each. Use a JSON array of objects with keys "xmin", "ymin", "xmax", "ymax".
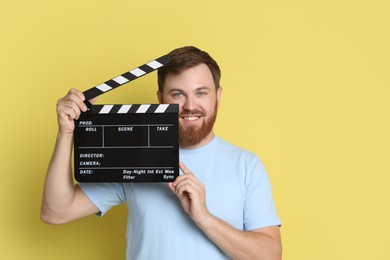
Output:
[{"xmin": 157, "ymin": 46, "xmax": 221, "ymax": 92}]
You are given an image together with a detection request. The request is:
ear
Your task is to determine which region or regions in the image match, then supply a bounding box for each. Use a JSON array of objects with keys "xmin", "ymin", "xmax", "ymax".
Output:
[
  {"xmin": 157, "ymin": 90, "xmax": 163, "ymax": 104},
  {"xmin": 216, "ymin": 87, "xmax": 223, "ymax": 109}
]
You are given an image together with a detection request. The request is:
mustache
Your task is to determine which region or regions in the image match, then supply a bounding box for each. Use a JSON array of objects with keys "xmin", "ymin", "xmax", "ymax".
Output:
[{"xmin": 179, "ymin": 109, "xmax": 206, "ymax": 117}]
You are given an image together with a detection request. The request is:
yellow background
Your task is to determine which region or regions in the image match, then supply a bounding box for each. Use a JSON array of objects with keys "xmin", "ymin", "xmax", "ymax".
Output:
[{"xmin": 1, "ymin": 0, "xmax": 389, "ymax": 259}]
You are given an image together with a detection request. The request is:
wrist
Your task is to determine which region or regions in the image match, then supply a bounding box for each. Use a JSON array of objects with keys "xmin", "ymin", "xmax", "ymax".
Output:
[
  {"xmin": 196, "ymin": 212, "xmax": 215, "ymax": 230},
  {"xmin": 56, "ymin": 130, "xmax": 74, "ymax": 142}
]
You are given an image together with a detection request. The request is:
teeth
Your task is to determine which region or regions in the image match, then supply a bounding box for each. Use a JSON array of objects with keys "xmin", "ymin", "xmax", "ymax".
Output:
[{"xmin": 183, "ymin": 116, "xmax": 199, "ymax": 121}]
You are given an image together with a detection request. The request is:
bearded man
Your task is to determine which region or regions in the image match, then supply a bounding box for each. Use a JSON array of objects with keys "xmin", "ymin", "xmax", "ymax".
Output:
[{"xmin": 41, "ymin": 46, "xmax": 282, "ymax": 260}]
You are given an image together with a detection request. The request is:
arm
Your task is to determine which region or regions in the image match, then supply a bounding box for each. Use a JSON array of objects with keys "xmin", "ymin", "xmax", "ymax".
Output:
[
  {"xmin": 169, "ymin": 162, "xmax": 282, "ymax": 260},
  {"xmin": 198, "ymin": 216, "xmax": 281, "ymax": 260},
  {"xmin": 41, "ymin": 89, "xmax": 99, "ymax": 224}
]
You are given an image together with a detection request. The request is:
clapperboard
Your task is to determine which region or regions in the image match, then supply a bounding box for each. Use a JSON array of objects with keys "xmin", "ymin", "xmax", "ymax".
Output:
[{"xmin": 74, "ymin": 55, "xmax": 179, "ymax": 182}]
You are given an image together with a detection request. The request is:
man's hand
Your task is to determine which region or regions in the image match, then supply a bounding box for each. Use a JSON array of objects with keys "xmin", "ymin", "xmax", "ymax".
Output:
[
  {"xmin": 56, "ymin": 88, "xmax": 92, "ymax": 134},
  {"xmin": 168, "ymin": 162, "xmax": 282, "ymax": 260},
  {"xmin": 168, "ymin": 162, "xmax": 210, "ymax": 225}
]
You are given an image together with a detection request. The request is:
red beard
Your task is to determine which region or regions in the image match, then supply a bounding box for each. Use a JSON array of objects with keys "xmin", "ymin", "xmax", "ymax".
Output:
[{"xmin": 178, "ymin": 103, "xmax": 218, "ymax": 147}]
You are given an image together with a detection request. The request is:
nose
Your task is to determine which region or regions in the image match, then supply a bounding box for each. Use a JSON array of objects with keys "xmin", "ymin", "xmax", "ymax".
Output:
[{"xmin": 183, "ymin": 95, "xmax": 195, "ymax": 111}]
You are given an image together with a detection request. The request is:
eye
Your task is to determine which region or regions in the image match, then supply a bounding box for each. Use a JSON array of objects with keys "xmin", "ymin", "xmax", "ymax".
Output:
[
  {"xmin": 197, "ymin": 91, "xmax": 207, "ymax": 96},
  {"xmin": 172, "ymin": 92, "xmax": 184, "ymax": 98}
]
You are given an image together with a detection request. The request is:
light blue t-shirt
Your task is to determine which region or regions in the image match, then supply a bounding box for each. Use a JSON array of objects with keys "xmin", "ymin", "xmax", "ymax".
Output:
[{"xmin": 79, "ymin": 136, "xmax": 281, "ymax": 260}]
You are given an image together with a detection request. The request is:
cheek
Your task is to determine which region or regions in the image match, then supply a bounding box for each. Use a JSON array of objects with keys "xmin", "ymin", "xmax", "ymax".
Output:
[
  {"xmin": 161, "ymin": 97, "xmax": 185, "ymax": 113},
  {"xmin": 160, "ymin": 95, "xmax": 179, "ymax": 104},
  {"xmin": 169, "ymin": 99, "xmax": 183, "ymax": 106},
  {"xmin": 203, "ymin": 100, "xmax": 217, "ymax": 113}
]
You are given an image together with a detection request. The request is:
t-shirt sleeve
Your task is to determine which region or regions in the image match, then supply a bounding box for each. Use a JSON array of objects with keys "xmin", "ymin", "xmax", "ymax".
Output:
[
  {"xmin": 78, "ymin": 182, "xmax": 126, "ymax": 217},
  {"xmin": 243, "ymin": 155, "xmax": 281, "ymax": 231}
]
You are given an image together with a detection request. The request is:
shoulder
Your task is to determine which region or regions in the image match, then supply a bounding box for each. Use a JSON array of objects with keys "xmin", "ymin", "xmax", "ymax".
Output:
[
  {"xmin": 215, "ymin": 136, "xmax": 260, "ymax": 161},
  {"xmin": 214, "ymin": 136, "xmax": 266, "ymax": 175}
]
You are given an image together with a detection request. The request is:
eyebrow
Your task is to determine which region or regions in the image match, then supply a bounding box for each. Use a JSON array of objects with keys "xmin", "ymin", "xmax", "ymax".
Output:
[
  {"xmin": 167, "ymin": 88, "xmax": 183, "ymax": 93},
  {"xmin": 195, "ymin": 86, "xmax": 211, "ymax": 91},
  {"xmin": 167, "ymin": 86, "xmax": 211, "ymax": 94}
]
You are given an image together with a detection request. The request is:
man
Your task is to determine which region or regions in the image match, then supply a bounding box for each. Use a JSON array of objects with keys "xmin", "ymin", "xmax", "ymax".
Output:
[{"xmin": 41, "ymin": 46, "xmax": 282, "ymax": 259}]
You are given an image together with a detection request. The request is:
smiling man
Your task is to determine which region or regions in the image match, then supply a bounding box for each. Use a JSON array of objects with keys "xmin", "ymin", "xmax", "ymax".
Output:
[
  {"xmin": 158, "ymin": 62, "xmax": 221, "ymax": 148},
  {"xmin": 41, "ymin": 46, "xmax": 282, "ymax": 260}
]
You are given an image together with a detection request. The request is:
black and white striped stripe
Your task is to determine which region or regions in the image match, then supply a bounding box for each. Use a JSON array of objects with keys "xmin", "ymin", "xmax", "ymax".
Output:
[
  {"xmin": 89, "ymin": 104, "xmax": 178, "ymax": 114},
  {"xmin": 83, "ymin": 55, "xmax": 169, "ymax": 100}
]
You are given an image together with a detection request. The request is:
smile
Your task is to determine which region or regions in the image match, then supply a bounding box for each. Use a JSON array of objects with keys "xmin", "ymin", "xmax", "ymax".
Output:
[{"xmin": 182, "ymin": 116, "xmax": 201, "ymax": 121}]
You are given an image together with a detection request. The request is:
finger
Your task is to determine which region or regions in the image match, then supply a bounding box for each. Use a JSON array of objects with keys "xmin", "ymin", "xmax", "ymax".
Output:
[
  {"xmin": 58, "ymin": 94, "xmax": 86, "ymax": 119},
  {"xmin": 61, "ymin": 99, "xmax": 82, "ymax": 118},
  {"xmin": 69, "ymin": 88, "xmax": 98, "ymax": 108},
  {"xmin": 174, "ymin": 175, "xmax": 204, "ymax": 196},
  {"xmin": 65, "ymin": 90, "xmax": 88, "ymax": 112},
  {"xmin": 179, "ymin": 161, "xmax": 191, "ymax": 174},
  {"xmin": 58, "ymin": 105, "xmax": 79, "ymax": 121},
  {"xmin": 174, "ymin": 161, "xmax": 191, "ymax": 186},
  {"xmin": 89, "ymin": 97, "xmax": 98, "ymax": 104},
  {"xmin": 168, "ymin": 182, "xmax": 176, "ymax": 192},
  {"xmin": 175, "ymin": 182, "xmax": 197, "ymax": 198},
  {"xmin": 174, "ymin": 171, "xmax": 203, "ymax": 189},
  {"xmin": 173, "ymin": 173, "xmax": 192, "ymax": 188},
  {"xmin": 176, "ymin": 182, "xmax": 206, "ymax": 205},
  {"xmin": 69, "ymin": 88, "xmax": 85, "ymax": 101}
]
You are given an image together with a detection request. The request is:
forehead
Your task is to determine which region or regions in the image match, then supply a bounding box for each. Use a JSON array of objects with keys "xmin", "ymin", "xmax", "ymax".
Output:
[{"xmin": 163, "ymin": 63, "xmax": 215, "ymax": 92}]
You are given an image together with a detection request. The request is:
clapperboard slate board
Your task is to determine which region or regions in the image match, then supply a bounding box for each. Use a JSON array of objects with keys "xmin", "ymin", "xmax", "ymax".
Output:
[{"xmin": 74, "ymin": 55, "xmax": 179, "ymax": 182}]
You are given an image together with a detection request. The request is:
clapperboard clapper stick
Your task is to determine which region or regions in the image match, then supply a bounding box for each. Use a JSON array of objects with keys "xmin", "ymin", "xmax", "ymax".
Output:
[
  {"xmin": 82, "ymin": 55, "xmax": 170, "ymax": 109},
  {"xmin": 73, "ymin": 55, "xmax": 180, "ymax": 182}
]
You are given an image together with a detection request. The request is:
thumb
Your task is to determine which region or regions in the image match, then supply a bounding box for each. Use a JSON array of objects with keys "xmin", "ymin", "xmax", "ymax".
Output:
[
  {"xmin": 89, "ymin": 97, "xmax": 98, "ymax": 104},
  {"xmin": 168, "ymin": 182, "xmax": 176, "ymax": 192}
]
